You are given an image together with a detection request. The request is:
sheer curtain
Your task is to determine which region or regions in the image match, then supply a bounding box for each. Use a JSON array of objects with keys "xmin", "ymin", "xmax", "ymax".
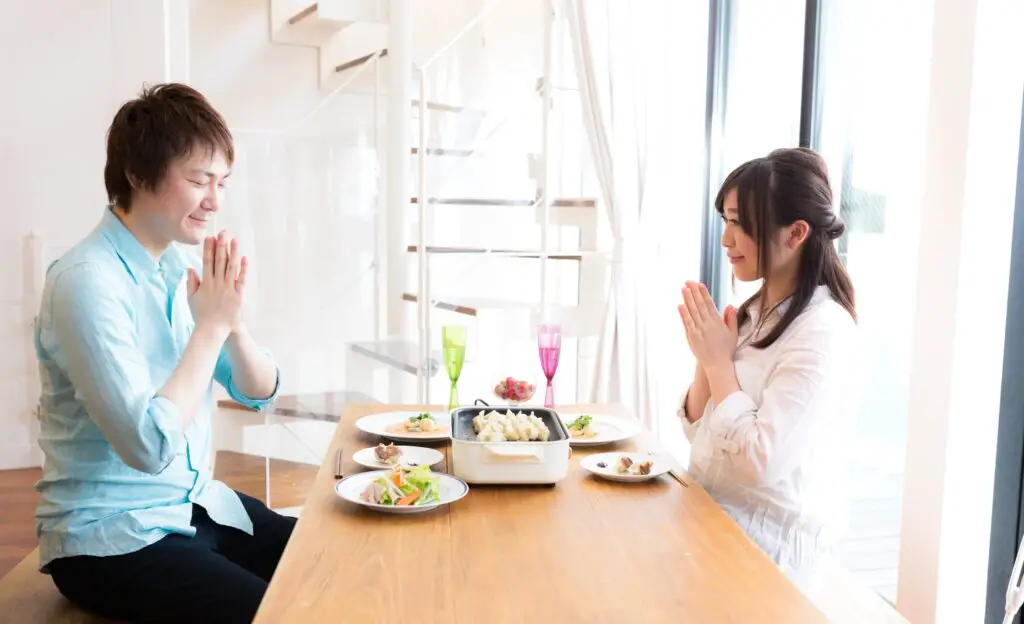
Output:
[{"xmin": 565, "ymin": 0, "xmax": 706, "ymax": 433}]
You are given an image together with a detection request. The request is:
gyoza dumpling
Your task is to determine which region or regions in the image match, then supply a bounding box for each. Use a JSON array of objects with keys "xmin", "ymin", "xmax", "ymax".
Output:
[
  {"xmin": 503, "ymin": 424, "xmax": 520, "ymax": 441},
  {"xmin": 480, "ymin": 430, "xmax": 504, "ymax": 443},
  {"xmin": 526, "ymin": 423, "xmax": 540, "ymax": 441}
]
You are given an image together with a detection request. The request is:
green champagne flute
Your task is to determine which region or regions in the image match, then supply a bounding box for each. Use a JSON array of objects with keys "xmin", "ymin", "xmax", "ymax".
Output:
[{"xmin": 442, "ymin": 325, "xmax": 467, "ymax": 410}]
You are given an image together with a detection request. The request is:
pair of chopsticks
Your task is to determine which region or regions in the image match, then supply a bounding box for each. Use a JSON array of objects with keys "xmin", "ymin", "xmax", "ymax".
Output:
[
  {"xmin": 642, "ymin": 449, "xmax": 689, "ymax": 488},
  {"xmin": 334, "ymin": 447, "xmax": 344, "ymax": 479},
  {"xmin": 668, "ymin": 468, "xmax": 690, "ymax": 488}
]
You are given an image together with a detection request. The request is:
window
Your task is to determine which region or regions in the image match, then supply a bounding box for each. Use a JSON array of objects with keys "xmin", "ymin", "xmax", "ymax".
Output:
[
  {"xmin": 715, "ymin": 0, "xmax": 807, "ymax": 307},
  {"xmin": 811, "ymin": 0, "xmax": 935, "ymax": 601}
]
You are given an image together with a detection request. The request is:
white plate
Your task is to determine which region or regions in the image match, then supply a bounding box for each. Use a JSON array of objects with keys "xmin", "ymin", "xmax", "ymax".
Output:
[
  {"xmin": 352, "ymin": 445, "xmax": 445, "ymax": 470},
  {"xmin": 355, "ymin": 411, "xmax": 452, "ymax": 442},
  {"xmin": 580, "ymin": 452, "xmax": 671, "ymax": 482},
  {"xmin": 333, "ymin": 470, "xmax": 469, "ymax": 513},
  {"xmin": 559, "ymin": 413, "xmax": 642, "ymax": 446}
]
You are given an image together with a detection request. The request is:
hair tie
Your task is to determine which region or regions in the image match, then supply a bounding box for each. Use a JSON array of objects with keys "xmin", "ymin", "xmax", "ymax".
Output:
[{"xmin": 825, "ymin": 216, "xmax": 845, "ymax": 240}]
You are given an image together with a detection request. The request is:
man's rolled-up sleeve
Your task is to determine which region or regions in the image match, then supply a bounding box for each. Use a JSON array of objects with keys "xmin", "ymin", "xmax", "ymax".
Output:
[{"xmin": 213, "ymin": 348, "xmax": 280, "ymax": 411}]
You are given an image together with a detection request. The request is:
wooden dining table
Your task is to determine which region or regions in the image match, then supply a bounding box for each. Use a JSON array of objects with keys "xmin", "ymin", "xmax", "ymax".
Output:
[{"xmin": 253, "ymin": 403, "xmax": 829, "ymax": 623}]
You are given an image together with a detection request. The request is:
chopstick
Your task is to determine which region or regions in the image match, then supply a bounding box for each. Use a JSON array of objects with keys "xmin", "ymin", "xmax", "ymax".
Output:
[
  {"xmin": 668, "ymin": 468, "xmax": 690, "ymax": 488},
  {"xmin": 334, "ymin": 447, "xmax": 344, "ymax": 479}
]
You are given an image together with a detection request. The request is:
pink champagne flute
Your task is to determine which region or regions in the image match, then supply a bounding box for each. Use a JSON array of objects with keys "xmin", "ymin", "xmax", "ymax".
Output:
[{"xmin": 538, "ymin": 324, "xmax": 562, "ymax": 408}]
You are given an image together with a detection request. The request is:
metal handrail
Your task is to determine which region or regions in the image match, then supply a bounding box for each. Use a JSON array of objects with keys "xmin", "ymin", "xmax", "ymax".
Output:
[
  {"xmin": 413, "ymin": 0, "xmax": 508, "ymax": 402},
  {"xmin": 421, "ymin": 0, "xmax": 504, "ymax": 70},
  {"xmin": 297, "ymin": 48, "xmax": 389, "ymax": 129},
  {"xmin": 416, "ymin": 75, "xmax": 430, "ymax": 402},
  {"xmin": 228, "ymin": 49, "xmax": 388, "ymax": 137},
  {"xmin": 411, "ymin": 0, "xmax": 563, "ymax": 403}
]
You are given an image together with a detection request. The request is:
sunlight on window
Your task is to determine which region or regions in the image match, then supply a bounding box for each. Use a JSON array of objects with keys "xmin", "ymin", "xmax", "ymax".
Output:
[{"xmin": 815, "ymin": 0, "xmax": 934, "ymax": 602}]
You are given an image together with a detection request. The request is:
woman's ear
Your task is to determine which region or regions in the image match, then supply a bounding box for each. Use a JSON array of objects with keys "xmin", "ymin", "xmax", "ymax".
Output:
[{"xmin": 788, "ymin": 220, "xmax": 810, "ymax": 249}]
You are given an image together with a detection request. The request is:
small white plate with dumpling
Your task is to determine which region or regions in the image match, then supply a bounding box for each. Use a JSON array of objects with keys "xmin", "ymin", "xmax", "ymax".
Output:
[{"xmin": 581, "ymin": 452, "xmax": 670, "ymax": 482}]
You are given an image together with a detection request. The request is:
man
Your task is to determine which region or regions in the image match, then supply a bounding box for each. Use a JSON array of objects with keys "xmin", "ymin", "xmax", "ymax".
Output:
[{"xmin": 33, "ymin": 83, "xmax": 292, "ymax": 623}]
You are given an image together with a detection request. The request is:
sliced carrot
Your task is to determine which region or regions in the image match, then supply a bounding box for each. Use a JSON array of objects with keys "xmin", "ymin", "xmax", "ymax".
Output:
[
  {"xmin": 396, "ymin": 490, "xmax": 421, "ymax": 506},
  {"xmin": 390, "ymin": 472, "xmax": 404, "ymax": 487}
]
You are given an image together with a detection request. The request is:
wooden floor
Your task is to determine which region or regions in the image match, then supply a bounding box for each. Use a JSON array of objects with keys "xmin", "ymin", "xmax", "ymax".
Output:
[
  {"xmin": 0, "ymin": 468, "xmax": 43, "ymax": 578},
  {"xmin": 834, "ymin": 459, "xmax": 903, "ymax": 602},
  {"xmin": 0, "ymin": 452, "xmax": 319, "ymax": 578},
  {"xmin": 662, "ymin": 421, "xmax": 902, "ymax": 604}
]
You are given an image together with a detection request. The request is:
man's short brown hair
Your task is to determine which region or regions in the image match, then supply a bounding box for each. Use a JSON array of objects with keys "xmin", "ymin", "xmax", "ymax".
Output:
[{"xmin": 104, "ymin": 83, "xmax": 234, "ymax": 212}]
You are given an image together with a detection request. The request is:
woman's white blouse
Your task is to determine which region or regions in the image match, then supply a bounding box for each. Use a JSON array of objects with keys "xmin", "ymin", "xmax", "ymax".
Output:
[{"xmin": 679, "ymin": 286, "xmax": 860, "ymax": 586}]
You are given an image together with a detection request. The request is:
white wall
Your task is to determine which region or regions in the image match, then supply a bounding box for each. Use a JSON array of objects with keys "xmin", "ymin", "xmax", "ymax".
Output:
[{"xmin": 0, "ymin": 0, "xmax": 120, "ymax": 469}]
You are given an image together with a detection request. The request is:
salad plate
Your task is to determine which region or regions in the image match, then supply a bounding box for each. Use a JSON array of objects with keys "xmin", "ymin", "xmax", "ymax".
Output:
[
  {"xmin": 580, "ymin": 452, "xmax": 671, "ymax": 483},
  {"xmin": 335, "ymin": 465, "xmax": 468, "ymax": 514},
  {"xmin": 355, "ymin": 410, "xmax": 451, "ymax": 442},
  {"xmin": 560, "ymin": 413, "xmax": 642, "ymax": 447},
  {"xmin": 352, "ymin": 444, "xmax": 445, "ymax": 470}
]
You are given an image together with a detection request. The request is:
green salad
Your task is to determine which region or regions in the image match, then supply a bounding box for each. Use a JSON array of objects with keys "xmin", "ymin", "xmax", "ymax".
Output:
[
  {"xmin": 568, "ymin": 414, "xmax": 593, "ymax": 430},
  {"xmin": 359, "ymin": 464, "xmax": 442, "ymax": 506}
]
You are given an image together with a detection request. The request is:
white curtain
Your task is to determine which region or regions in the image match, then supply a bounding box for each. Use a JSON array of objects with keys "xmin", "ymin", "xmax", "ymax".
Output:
[{"xmin": 566, "ymin": 0, "xmax": 673, "ymax": 432}]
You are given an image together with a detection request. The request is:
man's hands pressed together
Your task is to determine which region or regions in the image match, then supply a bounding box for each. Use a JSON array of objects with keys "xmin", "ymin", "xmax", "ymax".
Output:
[
  {"xmin": 187, "ymin": 230, "xmax": 247, "ymax": 339},
  {"xmin": 158, "ymin": 230, "xmax": 277, "ymax": 427}
]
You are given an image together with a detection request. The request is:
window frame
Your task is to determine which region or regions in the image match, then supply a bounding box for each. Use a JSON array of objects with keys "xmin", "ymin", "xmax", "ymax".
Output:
[{"xmin": 986, "ymin": 87, "xmax": 1024, "ymax": 624}]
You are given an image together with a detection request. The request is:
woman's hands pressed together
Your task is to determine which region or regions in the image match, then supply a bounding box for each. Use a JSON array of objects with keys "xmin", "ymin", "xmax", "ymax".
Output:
[
  {"xmin": 678, "ymin": 281, "xmax": 738, "ymax": 371},
  {"xmin": 678, "ymin": 281, "xmax": 742, "ymax": 406}
]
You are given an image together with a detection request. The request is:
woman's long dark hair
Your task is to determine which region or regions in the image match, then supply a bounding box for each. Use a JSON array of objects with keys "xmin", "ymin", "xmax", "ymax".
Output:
[{"xmin": 714, "ymin": 147, "xmax": 856, "ymax": 348}]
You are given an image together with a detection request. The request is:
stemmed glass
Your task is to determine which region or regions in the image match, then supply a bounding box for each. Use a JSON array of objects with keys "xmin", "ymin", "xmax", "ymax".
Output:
[
  {"xmin": 537, "ymin": 324, "xmax": 562, "ymax": 408},
  {"xmin": 442, "ymin": 325, "xmax": 467, "ymax": 410}
]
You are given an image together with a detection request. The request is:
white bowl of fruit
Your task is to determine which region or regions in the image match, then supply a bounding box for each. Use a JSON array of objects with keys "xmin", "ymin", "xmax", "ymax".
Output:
[{"xmin": 493, "ymin": 376, "xmax": 536, "ymax": 406}]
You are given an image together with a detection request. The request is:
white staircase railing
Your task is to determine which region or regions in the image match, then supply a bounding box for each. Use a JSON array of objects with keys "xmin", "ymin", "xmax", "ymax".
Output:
[{"xmin": 412, "ymin": 0, "xmax": 565, "ymax": 404}]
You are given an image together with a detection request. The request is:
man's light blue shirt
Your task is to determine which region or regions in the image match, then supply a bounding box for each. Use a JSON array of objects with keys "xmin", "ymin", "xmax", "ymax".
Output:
[{"xmin": 33, "ymin": 208, "xmax": 280, "ymax": 572}]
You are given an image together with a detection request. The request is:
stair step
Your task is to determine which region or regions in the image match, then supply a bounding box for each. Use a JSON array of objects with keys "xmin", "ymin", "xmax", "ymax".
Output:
[
  {"xmin": 318, "ymin": 0, "xmax": 389, "ymax": 23},
  {"xmin": 274, "ymin": 2, "xmax": 352, "ymax": 46},
  {"xmin": 410, "ymin": 197, "xmax": 597, "ymax": 208},
  {"xmin": 406, "ymin": 245, "xmax": 585, "ymax": 260},
  {"xmin": 400, "ymin": 294, "xmax": 601, "ymax": 337},
  {"xmin": 411, "ymin": 147, "xmax": 477, "ymax": 157},
  {"xmin": 410, "ymin": 100, "xmax": 482, "ymax": 114},
  {"xmin": 348, "ymin": 340, "xmax": 440, "ymax": 376},
  {"xmin": 335, "ymin": 47, "xmax": 388, "ymax": 73},
  {"xmin": 401, "ymin": 294, "xmax": 580, "ymax": 316},
  {"xmin": 289, "ymin": 4, "xmax": 318, "ymax": 23},
  {"xmin": 413, "ymin": 197, "xmax": 535, "ymax": 207},
  {"xmin": 318, "ymin": 19, "xmax": 387, "ymax": 89},
  {"xmin": 402, "ymin": 293, "xmax": 478, "ymax": 316}
]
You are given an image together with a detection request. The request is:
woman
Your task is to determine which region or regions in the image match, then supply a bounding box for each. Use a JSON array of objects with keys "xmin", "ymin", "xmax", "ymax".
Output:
[{"xmin": 677, "ymin": 147, "xmax": 859, "ymax": 592}]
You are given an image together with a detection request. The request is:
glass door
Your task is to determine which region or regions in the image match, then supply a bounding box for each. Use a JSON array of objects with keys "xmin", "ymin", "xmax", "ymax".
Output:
[{"xmin": 809, "ymin": 0, "xmax": 935, "ymax": 602}]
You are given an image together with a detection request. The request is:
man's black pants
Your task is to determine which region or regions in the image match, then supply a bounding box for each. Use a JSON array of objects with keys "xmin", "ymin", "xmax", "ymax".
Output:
[{"xmin": 48, "ymin": 491, "xmax": 296, "ymax": 624}]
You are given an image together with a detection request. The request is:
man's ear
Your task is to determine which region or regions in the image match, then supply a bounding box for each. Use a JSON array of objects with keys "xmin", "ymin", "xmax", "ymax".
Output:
[{"xmin": 125, "ymin": 170, "xmax": 141, "ymax": 189}]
